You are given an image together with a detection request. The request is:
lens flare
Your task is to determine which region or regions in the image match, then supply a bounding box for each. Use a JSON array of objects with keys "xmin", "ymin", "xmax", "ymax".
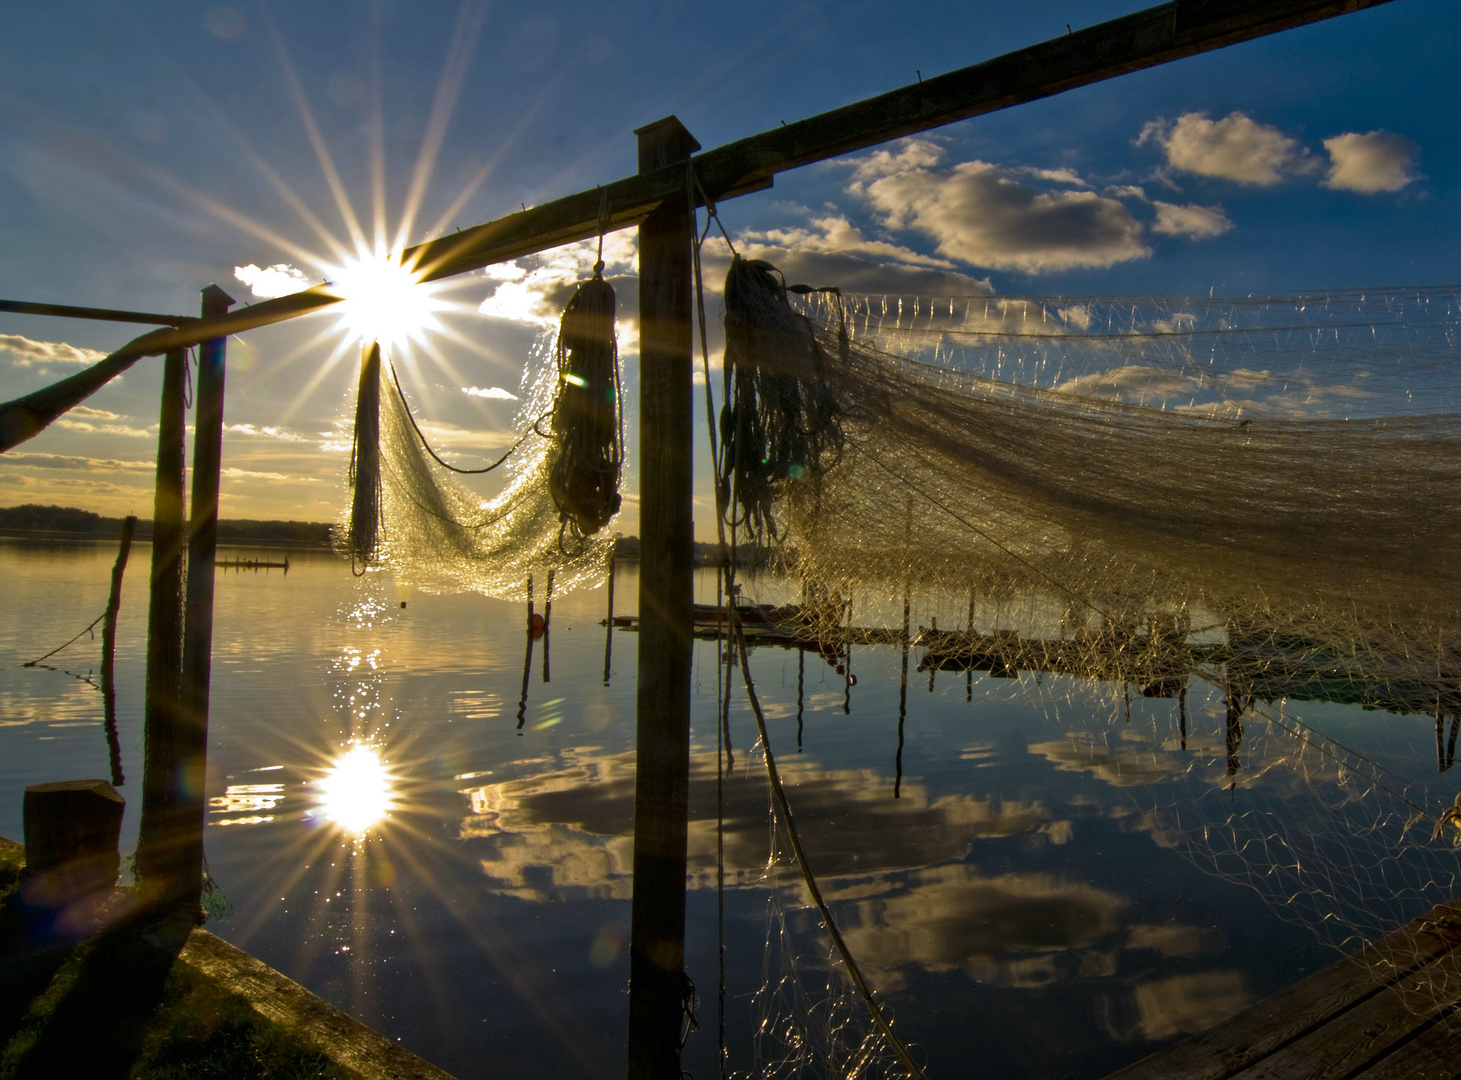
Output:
[
  {"xmin": 319, "ymin": 743, "xmax": 395, "ymax": 835},
  {"xmin": 325, "ymin": 246, "xmax": 449, "ymax": 354}
]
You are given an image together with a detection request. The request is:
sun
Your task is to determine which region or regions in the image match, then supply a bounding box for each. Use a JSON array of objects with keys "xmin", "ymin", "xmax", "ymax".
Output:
[
  {"xmin": 324, "ymin": 244, "xmax": 450, "ymax": 356},
  {"xmin": 318, "ymin": 742, "xmax": 397, "ymax": 835}
]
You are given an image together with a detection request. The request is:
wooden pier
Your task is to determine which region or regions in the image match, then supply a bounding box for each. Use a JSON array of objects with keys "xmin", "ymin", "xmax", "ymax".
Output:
[{"xmin": 1105, "ymin": 899, "xmax": 1461, "ymax": 1080}]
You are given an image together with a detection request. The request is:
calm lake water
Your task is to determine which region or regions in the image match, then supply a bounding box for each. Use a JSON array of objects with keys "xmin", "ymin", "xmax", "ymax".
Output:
[{"xmin": 2, "ymin": 538, "xmax": 1457, "ymax": 1079}]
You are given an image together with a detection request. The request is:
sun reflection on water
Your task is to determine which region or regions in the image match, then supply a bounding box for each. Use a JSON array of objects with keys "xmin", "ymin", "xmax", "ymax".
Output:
[{"xmin": 319, "ymin": 744, "xmax": 396, "ymax": 835}]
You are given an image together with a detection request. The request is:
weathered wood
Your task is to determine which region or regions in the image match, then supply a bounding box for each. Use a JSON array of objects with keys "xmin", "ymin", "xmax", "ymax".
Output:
[
  {"xmin": 21, "ymin": 780, "xmax": 125, "ymax": 902},
  {"xmin": 0, "ymin": 298, "xmax": 192, "ymax": 326},
  {"xmin": 627, "ymin": 114, "xmax": 699, "ymax": 1080},
  {"xmin": 177, "ymin": 284, "xmax": 234, "ymax": 915},
  {"xmin": 1229, "ymin": 947, "xmax": 1461, "ymax": 1079},
  {"xmin": 1105, "ymin": 901, "xmax": 1461, "ymax": 1080},
  {"xmin": 1350, "ymin": 1014, "xmax": 1461, "ymax": 1080},
  {"xmin": 0, "ymin": 0, "xmax": 1398, "ymax": 456},
  {"xmin": 136, "ymin": 347, "xmax": 189, "ymax": 901},
  {"xmin": 100, "ymin": 514, "xmax": 137, "ymax": 787},
  {"xmin": 179, "ymin": 929, "xmax": 459, "ymax": 1080}
]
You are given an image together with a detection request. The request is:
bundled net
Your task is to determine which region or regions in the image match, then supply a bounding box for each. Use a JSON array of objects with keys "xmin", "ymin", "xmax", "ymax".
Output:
[{"xmin": 335, "ymin": 275, "xmax": 624, "ymax": 600}]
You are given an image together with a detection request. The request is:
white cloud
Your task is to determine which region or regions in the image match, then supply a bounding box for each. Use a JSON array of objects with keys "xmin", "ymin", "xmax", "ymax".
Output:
[
  {"xmin": 1057, "ymin": 305, "xmax": 1092, "ymax": 331},
  {"xmin": 0, "ymin": 333, "xmax": 107, "ymax": 367},
  {"xmin": 54, "ymin": 418, "xmax": 152, "ymax": 438},
  {"xmin": 739, "ymin": 215, "xmax": 955, "ymax": 269},
  {"xmin": 1104, "ymin": 184, "xmax": 1148, "ymax": 202},
  {"xmin": 462, "ymin": 386, "xmax": 518, "ymax": 400},
  {"xmin": 847, "ymin": 140, "xmax": 1149, "ymax": 274},
  {"xmin": 1138, "ymin": 112, "xmax": 1317, "ymax": 185},
  {"xmin": 1151, "ymin": 201, "xmax": 1234, "ymax": 239},
  {"xmin": 1322, "ymin": 131, "xmax": 1420, "ymax": 194},
  {"xmin": 479, "ymin": 232, "xmax": 637, "ymax": 326},
  {"xmin": 234, "ymin": 262, "xmax": 312, "ymax": 298},
  {"xmin": 225, "ymin": 422, "xmax": 307, "ymax": 441}
]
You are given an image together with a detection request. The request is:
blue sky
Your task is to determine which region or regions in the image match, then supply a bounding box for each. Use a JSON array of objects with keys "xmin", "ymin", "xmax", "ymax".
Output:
[{"xmin": 1, "ymin": 0, "xmax": 1456, "ymax": 531}]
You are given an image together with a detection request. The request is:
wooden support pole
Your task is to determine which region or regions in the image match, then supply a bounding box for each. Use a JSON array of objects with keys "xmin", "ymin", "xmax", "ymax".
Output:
[
  {"xmin": 100, "ymin": 514, "xmax": 137, "ymax": 788},
  {"xmin": 628, "ymin": 114, "xmax": 699, "ymax": 1080},
  {"xmin": 177, "ymin": 284, "xmax": 233, "ymax": 917},
  {"xmin": 136, "ymin": 348, "xmax": 190, "ymax": 901}
]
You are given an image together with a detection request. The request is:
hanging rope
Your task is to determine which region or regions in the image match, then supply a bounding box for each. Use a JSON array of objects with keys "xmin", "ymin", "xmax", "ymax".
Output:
[{"xmin": 389, "ymin": 360, "xmax": 533, "ymax": 474}]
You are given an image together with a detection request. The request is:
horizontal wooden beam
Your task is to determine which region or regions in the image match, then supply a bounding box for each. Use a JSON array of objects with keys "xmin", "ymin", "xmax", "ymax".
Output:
[
  {"xmin": 0, "ymin": 0, "xmax": 1401, "ymax": 455},
  {"xmin": 0, "ymin": 299, "xmax": 195, "ymax": 328},
  {"xmin": 403, "ymin": 0, "xmax": 1396, "ymax": 282}
]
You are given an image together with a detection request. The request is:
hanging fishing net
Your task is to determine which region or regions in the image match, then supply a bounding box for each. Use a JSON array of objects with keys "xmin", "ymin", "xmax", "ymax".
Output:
[
  {"xmin": 710, "ymin": 269, "xmax": 1461, "ymax": 1048},
  {"xmin": 335, "ymin": 275, "xmax": 624, "ymax": 600}
]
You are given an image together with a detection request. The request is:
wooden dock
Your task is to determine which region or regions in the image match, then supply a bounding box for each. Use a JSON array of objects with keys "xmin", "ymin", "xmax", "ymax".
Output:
[{"xmin": 1105, "ymin": 899, "xmax": 1461, "ymax": 1080}]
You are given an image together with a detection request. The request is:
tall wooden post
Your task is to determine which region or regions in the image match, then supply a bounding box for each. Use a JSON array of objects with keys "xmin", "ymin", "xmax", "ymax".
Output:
[
  {"xmin": 136, "ymin": 348, "xmax": 189, "ymax": 901},
  {"xmin": 178, "ymin": 284, "xmax": 233, "ymax": 916},
  {"xmin": 628, "ymin": 115, "xmax": 699, "ymax": 1080}
]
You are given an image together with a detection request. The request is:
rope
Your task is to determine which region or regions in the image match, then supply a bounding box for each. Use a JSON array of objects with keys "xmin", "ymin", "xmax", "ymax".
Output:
[
  {"xmin": 389, "ymin": 360, "xmax": 531, "ymax": 474},
  {"xmin": 23, "ymin": 611, "xmax": 106, "ymax": 668},
  {"xmin": 690, "ymin": 198, "xmax": 926, "ymax": 1080}
]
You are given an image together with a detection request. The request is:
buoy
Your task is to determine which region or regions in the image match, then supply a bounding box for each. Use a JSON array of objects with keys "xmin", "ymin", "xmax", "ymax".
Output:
[{"xmin": 530, "ymin": 612, "xmax": 546, "ymax": 636}]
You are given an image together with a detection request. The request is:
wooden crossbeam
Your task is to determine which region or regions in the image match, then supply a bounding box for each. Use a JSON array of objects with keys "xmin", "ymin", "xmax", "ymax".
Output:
[{"xmin": 0, "ymin": 0, "xmax": 1400, "ymax": 454}]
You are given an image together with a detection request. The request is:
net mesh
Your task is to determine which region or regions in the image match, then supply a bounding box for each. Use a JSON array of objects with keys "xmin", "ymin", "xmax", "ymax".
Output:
[
  {"xmin": 716, "ymin": 279, "xmax": 1461, "ymax": 1051},
  {"xmin": 336, "ymin": 331, "xmax": 620, "ymax": 600}
]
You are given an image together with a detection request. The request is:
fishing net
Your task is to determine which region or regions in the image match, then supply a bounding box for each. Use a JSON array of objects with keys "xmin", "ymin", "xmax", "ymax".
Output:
[
  {"xmin": 334, "ymin": 318, "xmax": 621, "ymax": 601},
  {"xmin": 720, "ymin": 280, "xmax": 1460, "ymax": 727},
  {"xmin": 712, "ymin": 274, "xmax": 1461, "ymax": 1047}
]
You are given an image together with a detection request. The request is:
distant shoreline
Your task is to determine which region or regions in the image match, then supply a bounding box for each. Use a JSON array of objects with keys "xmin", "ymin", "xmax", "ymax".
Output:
[{"xmin": 0, "ymin": 504, "xmax": 334, "ymax": 549}]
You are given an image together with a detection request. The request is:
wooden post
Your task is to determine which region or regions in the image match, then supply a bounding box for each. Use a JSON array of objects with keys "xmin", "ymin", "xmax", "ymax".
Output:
[
  {"xmin": 602, "ymin": 554, "xmax": 615, "ymax": 686},
  {"xmin": 628, "ymin": 114, "xmax": 699, "ymax": 1080},
  {"xmin": 178, "ymin": 284, "xmax": 233, "ymax": 916},
  {"xmin": 22, "ymin": 780, "xmax": 126, "ymax": 906},
  {"xmin": 100, "ymin": 515, "xmax": 137, "ymax": 787},
  {"xmin": 136, "ymin": 348, "xmax": 189, "ymax": 901}
]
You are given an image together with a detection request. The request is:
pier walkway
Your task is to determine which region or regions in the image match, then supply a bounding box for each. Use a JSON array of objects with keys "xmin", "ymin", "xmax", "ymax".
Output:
[{"xmin": 1104, "ymin": 899, "xmax": 1461, "ymax": 1080}]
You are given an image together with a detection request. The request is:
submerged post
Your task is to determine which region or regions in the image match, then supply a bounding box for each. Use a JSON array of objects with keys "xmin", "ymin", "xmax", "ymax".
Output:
[
  {"xmin": 178, "ymin": 284, "xmax": 233, "ymax": 916},
  {"xmin": 136, "ymin": 348, "xmax": 189, "ymax": 904},
  {"xmin": 628, "ymin": 114, "xmax": 699, "ymax": 1080}
]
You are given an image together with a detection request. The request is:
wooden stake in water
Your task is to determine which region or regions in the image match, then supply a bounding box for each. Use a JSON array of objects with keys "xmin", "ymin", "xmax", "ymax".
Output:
[
  {"xmin": 628, "ymin": 114, "xmax": 699, "ymax": 1080},
  {"xmin": 100, "ymin": 515, "xmax": 137, "ymax": 787},
  {"xmin": 178, "ymin": 284, "xmax": 233, "ymax": 917},
  {"xmin": 137, "ymin": 348, "xmax": 188, "ymax": 900}
]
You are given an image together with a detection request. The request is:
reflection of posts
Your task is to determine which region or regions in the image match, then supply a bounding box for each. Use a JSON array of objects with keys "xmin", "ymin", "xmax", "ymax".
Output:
[
  {"xmin": 602, "ymin": 556, "xmax": 615, "ymax": 685},
  {"xmin": 136, "ymin": 348, "xmax": 189, "ymax": 903},
  {"xmin": 177, "ymin": 284, "xmax": 234, "ymax": 916},
  {"xmin": 517, "ymin": 574, "xmax": 535, "ymax": 733},
  {"xmin": 627, "ymin": 116, "xmax": 699, "ymax": 1080},
  {"xmin": 1437, "ymin": 708, "xmax": 1458, "ymax": 773},
  {"xmin": 542, "ymin": 567, "xmax": 554, "ymax": 683},
  {"xmin": 1224, "ymin": 684, "xmax": 1246, "ymax": 778},
  {"xmin": 100, "ymin": 515, "xmax": 137, "ymax": 788},
  {"xmin": 895, "ymin": 584, "xmax": 910, "ymax": 799}
]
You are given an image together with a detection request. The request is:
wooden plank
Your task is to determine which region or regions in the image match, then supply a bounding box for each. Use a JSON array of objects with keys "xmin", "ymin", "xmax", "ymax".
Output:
[
  {"xmin": 1104, "ymin": 901, "xmax": 1461, "ymax": 1080},
  {"xmin": 1349, "ymin": 1013, "xmax": 1461, "ymax": 1080},
  {"xmin": 180, "ymin": 929, "xmax": 458, "ymax": 1080},
  {"xmin": 1229, "ymin": 947, "xmax": 1461, "ymax": 1080}
]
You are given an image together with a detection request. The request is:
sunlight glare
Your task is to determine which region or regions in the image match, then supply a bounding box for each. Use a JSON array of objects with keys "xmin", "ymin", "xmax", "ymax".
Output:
[
  {"xmin": 318, "ymin": 743, "xmax": 396, "ymax": 835},
  {"xmin": 326, "ymin": 246, "xmax": 449, "ymax": 354}
]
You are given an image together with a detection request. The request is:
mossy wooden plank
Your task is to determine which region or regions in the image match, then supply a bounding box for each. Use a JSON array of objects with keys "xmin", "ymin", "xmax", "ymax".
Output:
[
  {"xmin": 1104, "ymin": 901, "xmax": 1461, "ymax": 1080},
  {"xmin": 180, "ymin": 930, "xmax": 458, "ymax": 1080}
]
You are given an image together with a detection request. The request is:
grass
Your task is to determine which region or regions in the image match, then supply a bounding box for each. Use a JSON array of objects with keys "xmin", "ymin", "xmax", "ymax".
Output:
[{"xmin": 0, "ymin": 839, "xmax": 352, "ymax": 1080}]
